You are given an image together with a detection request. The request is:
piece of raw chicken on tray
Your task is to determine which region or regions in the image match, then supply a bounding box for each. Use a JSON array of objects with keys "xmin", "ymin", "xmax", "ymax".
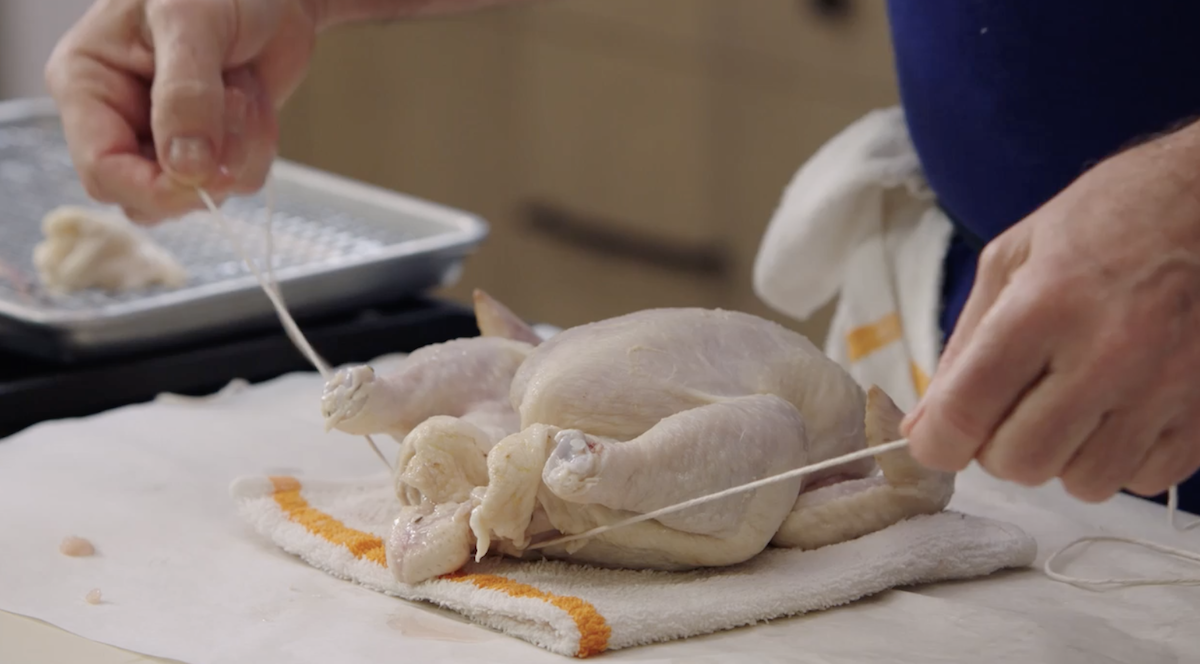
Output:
[{"xmin": 321, "ymin": 290, "xmax": 955, "ymax": 584}]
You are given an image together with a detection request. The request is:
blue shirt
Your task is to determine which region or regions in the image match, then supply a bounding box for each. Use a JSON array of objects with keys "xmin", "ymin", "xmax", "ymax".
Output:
[{"xmin": 886, "ymin": 0, "xmax": 1200, "ymax": 510}]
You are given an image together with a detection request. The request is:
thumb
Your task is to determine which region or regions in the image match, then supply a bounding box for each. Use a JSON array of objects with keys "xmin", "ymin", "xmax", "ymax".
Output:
[{"xmin": 146, "ymin": 0, "xmax": 237, "ymax": 187}]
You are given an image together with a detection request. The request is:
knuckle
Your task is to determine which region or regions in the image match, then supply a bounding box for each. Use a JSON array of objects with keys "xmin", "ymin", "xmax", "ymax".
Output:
[
  {"xmin": 976, "ymin": 241, "xmax": 1007, "ymax": 276},
  {"xmin": 1060, "ymin": 457, "xmax": 1122, "ymax": 503},
  {"xmin": 1010, "ymin": 287, "xmax": 1061, "ymax": 328},
  {"xmin": 987, "ymin": 430, "xmax": 1072, "ymax": 487},
  {"xmin": 1093, "ymin": 325, "xmax": 1139, "ymax": 364},
  {"xmin": 43, "ymin": 54, "xmax": 67, "ymax": 96},
  {"xmin": 906, "ymin": 441, "xmax": 967, "ymax": 473},
  {"xmin": 153, "ymin": 78, "xmax": 218, "ymax": 110},
  {"xmin": 145, "ymin": 0, "xmax": 235, "ymax": 53},
  {"xmin": 978, "ymin": 442, "xmax": 1052, "ymax": 487},
  {"xmin": 1062, "ymin": 463, "xmax": 1121, "ymax": 502},
  {"xmin": 44, "ymin": 49, "xmax": 85, "ymax": 102},
  {"xmin": 1001, "ymin": 460, "xmax": 1054, "ymax": 487},
  {"xmin": 43, "ymin": 30, "xmax": 81, "ymax": 94},
  {"xmin": 908, "ymin": 412, "xmax": 980, "ymax": 472},
  {"xmin": 931, "ymin": 401, "xmax": 989, "ymax": 447},
  {"xmin": 1148, "ymin": 261, "xmax": 1200, "ymax": 322}
]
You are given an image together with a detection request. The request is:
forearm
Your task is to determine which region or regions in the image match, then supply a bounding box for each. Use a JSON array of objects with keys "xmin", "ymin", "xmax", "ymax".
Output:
[{"xmin": 315, "ymin": 0, "xmax": 543, "ymax": 28}]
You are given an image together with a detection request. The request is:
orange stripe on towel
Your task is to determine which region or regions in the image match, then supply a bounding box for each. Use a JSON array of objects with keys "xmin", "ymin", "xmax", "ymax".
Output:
[
  {"xmin": 910, "ymin": 361, "xmax": 931, "ymax": 397},
  {"xmin": 845, "ymin": 312, "xmax": 903, "ymax": 362},
  {"xmin": 268, "ymin": 476, "xmax": 611, "ymax": 658},
  {"xmin": 269, "ymin": 476, "xmax": 387, "ymax": 565},
  {"xmin": 442, "ymin": 571, "xmax": 612, "ymax": 657}
]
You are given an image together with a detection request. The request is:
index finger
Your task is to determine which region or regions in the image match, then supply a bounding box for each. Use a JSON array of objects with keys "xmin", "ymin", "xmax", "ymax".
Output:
[
  {"xmin": 906, "ymin": 275, "xmax": 1055, "ymax": 471},
  {"xmin": 61, "ymin": 90, "xmax": 208, "ymax": 221}
]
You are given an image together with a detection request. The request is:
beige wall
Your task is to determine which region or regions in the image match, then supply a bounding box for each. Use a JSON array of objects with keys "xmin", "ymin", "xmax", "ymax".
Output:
[
  {"xmin": 0, "ymin": 0, "xmax": 92, "ymax": 99},
  {"xmin": 277, "ymin": 0, "xmax": 898, "ymax": 336}
]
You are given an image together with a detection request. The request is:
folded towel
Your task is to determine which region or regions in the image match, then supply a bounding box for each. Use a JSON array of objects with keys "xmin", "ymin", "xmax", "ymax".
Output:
[
  {"xmin": 231, "ymin": 474, "xmax": 1036, "ymax": 658},
  {"xmin": 754, "ymin": 106, "xmax": 952, "ymax": 412}
]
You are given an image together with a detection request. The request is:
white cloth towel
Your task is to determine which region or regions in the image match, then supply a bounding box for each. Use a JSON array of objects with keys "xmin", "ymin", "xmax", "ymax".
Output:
[
  {"xmin": 754, "ymin": 106, "xmax": 953, "ymax": 411},
  {"xmin": 229, "ymin": 473, "xmax": 1035, "ymax": 658}
]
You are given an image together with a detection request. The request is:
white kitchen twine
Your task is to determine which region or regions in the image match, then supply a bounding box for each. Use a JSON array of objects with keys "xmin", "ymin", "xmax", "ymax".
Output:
[
  {"xmin": 196, "ymin": 186, "xmax": 390, "ymax": 470},
  {"xmin": 199, "ymin": 185, "xmax": 1199, "ymax": 591},
  {"xmin": 528, "ymin": 437, "xmax": 1199, "ymax": 590},
  {"xmin": 527, "ymin": 438, "xmax": 911, "ymax": 551},
  {"xmin": 1042, "ymin": 484, "xmax": 1200, "ymax": 590}
]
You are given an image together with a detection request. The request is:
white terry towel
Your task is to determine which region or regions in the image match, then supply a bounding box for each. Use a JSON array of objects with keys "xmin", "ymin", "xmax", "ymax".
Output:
[
  {"xmin": 754, "ymin": 106, "xmax": 953, "ymax": 412},
  {"xmin": 231, "ymin": 474, "xmax": 1036, "ymax": 658}
]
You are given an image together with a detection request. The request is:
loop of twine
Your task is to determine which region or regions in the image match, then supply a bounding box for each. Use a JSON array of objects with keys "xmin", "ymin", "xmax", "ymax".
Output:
[{"xmin": 1042, "ymin": 485, "xmax": 1200, "ymax": 590}]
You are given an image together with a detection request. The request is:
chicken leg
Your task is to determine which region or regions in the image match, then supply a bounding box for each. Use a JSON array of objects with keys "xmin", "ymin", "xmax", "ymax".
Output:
[
  {"xmin": 321, "ymin": 288, "xmax": 539, "ymax": 440},
  {"xmin": 771, "ymin": 386, "xmax": 956, "ymax": 550},
  {"xmin": 460, "ymin": 395, "xmax": 811, "ymax": 572},
  {"xmin": 320, "ymin": 336, "xmax": 531, "ymax": 439},
  {"xmin": 540, "ymin": 394, "xmax": 811, "ymax": 538}
]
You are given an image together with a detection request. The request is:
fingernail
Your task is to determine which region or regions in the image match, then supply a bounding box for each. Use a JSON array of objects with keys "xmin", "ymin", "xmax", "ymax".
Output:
[{"xmin": 168, "ymin": 137, "xmax": 216, "ymax": 181}]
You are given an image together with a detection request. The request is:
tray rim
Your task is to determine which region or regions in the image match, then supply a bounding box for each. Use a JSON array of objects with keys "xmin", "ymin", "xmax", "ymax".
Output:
[{"xmin": 0, "ymin": 96, "xmax": 490, "ymax": 329}]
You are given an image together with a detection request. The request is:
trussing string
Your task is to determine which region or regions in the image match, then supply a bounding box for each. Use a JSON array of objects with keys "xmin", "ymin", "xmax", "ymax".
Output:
[
  {"xmin": 1042, "ymin": 485, "xmax": 1200, "ymax": 590},
  {"xmin": 526, "ymin": 434, "xmax": 1199, "ymax": 592},
  {"xmin": 527, "ymin": 438, "xmax": 911, "ymax": 551},
  {"xmin": 197, "ymin": 186, "xmax": 389, "ymax": 470}
]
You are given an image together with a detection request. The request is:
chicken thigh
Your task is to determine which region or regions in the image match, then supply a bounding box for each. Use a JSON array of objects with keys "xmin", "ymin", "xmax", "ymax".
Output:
[{"xmin": 321, "ymin": 291, "xmax": 954, "ymax": 584}]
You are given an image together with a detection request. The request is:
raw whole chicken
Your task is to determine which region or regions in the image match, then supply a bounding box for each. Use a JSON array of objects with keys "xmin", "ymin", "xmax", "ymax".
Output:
[
  {"xmin": 33, "ymin": 205, "xmax": 187, "ymax": 294},
  {"xmin": 321, "ymin": 291, "xmax": 955, "ymax": 584}
]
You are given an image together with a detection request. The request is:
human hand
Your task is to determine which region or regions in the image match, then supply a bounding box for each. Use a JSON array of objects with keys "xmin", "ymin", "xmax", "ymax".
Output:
[
  {"xmin": 45, "ymin": 0, "xmax": 325, "ymax": 223},
  {"xmin": 901, "ymin": 121, "xmax": 1200, "ymax": 503}
]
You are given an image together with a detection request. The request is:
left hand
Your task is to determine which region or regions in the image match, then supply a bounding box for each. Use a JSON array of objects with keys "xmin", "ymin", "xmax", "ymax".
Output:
[{"xmin": 901, "ymin": 121, "xmax": 1200, "ymax": 503}]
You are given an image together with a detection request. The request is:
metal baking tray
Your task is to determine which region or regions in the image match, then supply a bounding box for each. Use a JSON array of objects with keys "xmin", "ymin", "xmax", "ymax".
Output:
[{"xmin": 0, "ymin": 97, "xmax": 489, "ymax": 363}]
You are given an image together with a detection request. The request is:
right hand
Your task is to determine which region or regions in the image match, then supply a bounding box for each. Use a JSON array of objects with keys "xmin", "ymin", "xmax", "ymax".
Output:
[{"xmin": 45, "ymin": 0, "xmax": 325, "ymax": 223}]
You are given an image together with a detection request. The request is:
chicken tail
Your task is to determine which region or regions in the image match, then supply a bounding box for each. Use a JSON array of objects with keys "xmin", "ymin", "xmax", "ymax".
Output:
[
  {"xmin": 864, "ymin": 385, "xmax": 905, "ymax": 450},
  {"xmin": 865, "ymin": 385, "xmax": 955, "ymax": 497},
  {"xmin": 472, "ymin": 289, "xmax": 544, "ymax": 346}
]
